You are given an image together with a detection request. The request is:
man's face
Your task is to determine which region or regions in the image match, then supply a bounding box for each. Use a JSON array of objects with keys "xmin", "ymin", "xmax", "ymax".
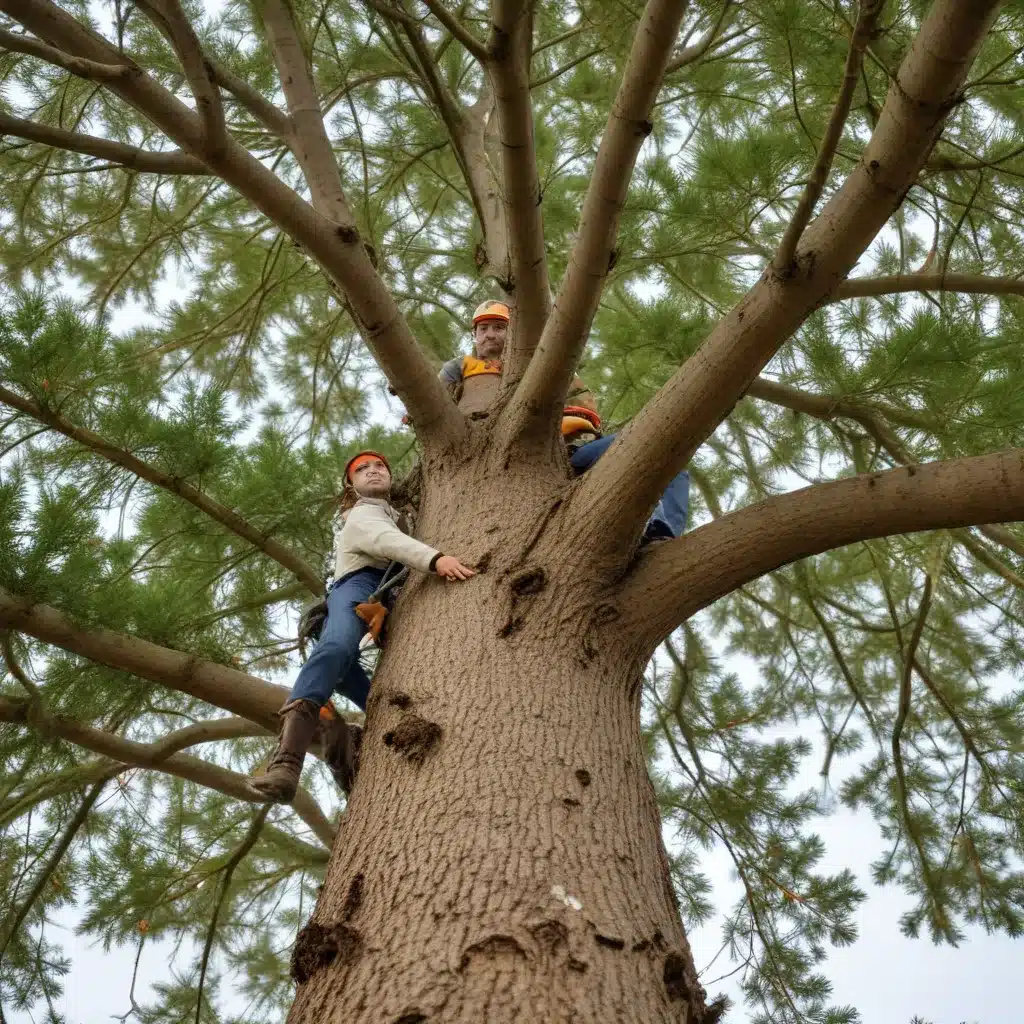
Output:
[
  {"xmin": 473, "ymin": 319, "xmax": 507, "ymax": 360},
  {"xmin": 350, "ymin": 458, "xmax": 391, "ymax": 498}
]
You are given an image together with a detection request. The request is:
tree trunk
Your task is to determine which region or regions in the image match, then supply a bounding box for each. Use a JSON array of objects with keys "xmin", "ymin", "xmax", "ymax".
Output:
[{"xmin": 287, "ymin": 444, "xmax": 706, "ymax": 1022}]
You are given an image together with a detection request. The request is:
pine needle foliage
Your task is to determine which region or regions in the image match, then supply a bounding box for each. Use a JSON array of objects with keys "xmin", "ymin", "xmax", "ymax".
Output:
[{"xmin": 2, "ymin": 0, "xmax": 1024, "ymax": 1020}]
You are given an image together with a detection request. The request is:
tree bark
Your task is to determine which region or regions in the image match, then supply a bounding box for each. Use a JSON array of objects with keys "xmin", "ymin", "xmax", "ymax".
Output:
[{"xmin": 284, "ymin": 455, "xmax": 709, "ymax": 1023}]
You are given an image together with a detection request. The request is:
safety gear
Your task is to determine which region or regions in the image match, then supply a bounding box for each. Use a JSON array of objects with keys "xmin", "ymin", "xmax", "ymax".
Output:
[
  {"xmin": 247, "ymin": 698, "xmax": 321, "ymax": 804},
  {"xmin": 461, "ymin": 355, "xmax": 502, "ymax": 378},
  {"xmin": 471, "ymin": 300, "xmax": 511, "ymax": 326},
  {"xmin": 355, "ymin": 563, "xmax": 410, "ymax": 647},
  {"xmin": 344, "ymin": 450, "xmax": 391, "ymax": 483},
  {"xmin": 457, "ymin": 354, "xmax": 503, "ymax": 416},
  {"xmin": 561, "ymin": 405, "xmax": 602, "ymax": 438}
]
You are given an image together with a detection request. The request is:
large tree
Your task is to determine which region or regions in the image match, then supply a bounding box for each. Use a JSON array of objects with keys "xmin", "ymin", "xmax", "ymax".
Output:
[{"xmin": 2, "ymin": 0, "xmax": 1024, "ymax": 1021}]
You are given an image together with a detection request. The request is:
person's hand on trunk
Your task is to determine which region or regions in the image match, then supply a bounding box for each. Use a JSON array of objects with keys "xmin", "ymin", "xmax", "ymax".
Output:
[{"xmin": 434, "ymin": 555, "xmax": 476, "ymax": 581}]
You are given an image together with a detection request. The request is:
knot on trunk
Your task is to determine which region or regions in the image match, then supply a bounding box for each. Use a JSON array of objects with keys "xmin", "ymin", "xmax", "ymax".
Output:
[
  {"xmin": 290, "ymin": 921, "xmax": 362, "ymax": 984},
  {"xmin": 663, "ymin": 950, "xmax": 709, "ymax": 1020},
  {"xmin": 383, "ymin": 714, "xmax": 442, "ymax": 764},
  {"xmin": 459, "ymin": 934, "xmax": 527, "ymax": 971}
]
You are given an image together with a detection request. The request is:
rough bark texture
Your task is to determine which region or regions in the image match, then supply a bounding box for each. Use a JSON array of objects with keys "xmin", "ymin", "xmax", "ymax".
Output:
[{"xmin": 286, "ymin": 450, "xmax": 707, "ymax": 1023}]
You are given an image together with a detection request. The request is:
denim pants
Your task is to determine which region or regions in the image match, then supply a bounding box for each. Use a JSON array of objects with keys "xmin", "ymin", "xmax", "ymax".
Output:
[
  {"xmin": 570, "ymin": 433, "xmax": 690, "ymax": 538},
  {"xmin": 288, "ymin": 567, "xmax": 384, "ymax": 711}
]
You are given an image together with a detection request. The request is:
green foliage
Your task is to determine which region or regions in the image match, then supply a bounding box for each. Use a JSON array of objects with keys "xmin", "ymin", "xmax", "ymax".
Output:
[{"xmin": 2, "ymin": 0, "xmax": 1024, "ymax": 1021}]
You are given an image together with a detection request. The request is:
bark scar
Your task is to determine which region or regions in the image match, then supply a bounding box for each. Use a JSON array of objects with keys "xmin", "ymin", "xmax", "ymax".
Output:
[
  {"xmin": 290, "ymin": 921, "xmax": 361, "ymax": 984},
  {"xmin": 383, "ymin": 714, "xmax": 442, "ymax": 764}
]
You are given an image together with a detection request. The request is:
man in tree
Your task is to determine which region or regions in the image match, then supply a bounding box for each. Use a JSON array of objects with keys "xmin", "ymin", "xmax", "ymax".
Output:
[
  {"xmin": 441, "ymin": 300, "xmax": 689, "ymax": 540},
  {"xmin": 248, "ymin": 451, "xmax": 475, "ymax": 803}
]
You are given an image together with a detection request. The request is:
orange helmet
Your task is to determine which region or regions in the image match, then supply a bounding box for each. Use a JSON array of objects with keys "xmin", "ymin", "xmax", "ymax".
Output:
[
  {"xmin": 344, "ymin": 450, "xmax": 391, "ymax": 482},
  {"xmin": 471, "ymin": 299, "xmax": 511, "ymax": 327}
]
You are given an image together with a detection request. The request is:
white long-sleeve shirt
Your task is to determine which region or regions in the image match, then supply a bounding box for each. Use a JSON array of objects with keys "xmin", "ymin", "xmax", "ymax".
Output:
[{"xmin": 332, "ymin": 497, "xmax": 440, "ymax": 580}]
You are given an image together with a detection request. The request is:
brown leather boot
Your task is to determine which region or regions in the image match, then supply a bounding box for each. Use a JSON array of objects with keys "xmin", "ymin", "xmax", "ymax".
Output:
[
  {"xmin": 248, "ymin": 699, "xmax": 320, "ymax": 803},
  {"xmin": 319, "ymin": 713, "xmax": 360, "ymax": 796}
]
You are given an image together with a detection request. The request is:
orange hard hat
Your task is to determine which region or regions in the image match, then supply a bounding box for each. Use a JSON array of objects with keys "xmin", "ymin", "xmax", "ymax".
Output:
[
  {"xmin": 344, "ymin": 450, "xmax": 391, "ymax": 482},
  {"xmin": 471, "ymin": 299, "xmax": 511, "ymax": 326}
]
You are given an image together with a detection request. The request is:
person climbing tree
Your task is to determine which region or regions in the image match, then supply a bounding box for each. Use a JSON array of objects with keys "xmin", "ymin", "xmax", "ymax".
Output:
[
  {"xmin": 439, "ymin": 300, "xmax": 599, "ymax": 417},
  {"xmin": 441, "ymin": 300, "xmax": 690, "ymax": 541},
  {"xmin": 248, "ymin": 451, "xmax": 475, "ymax": 804}
]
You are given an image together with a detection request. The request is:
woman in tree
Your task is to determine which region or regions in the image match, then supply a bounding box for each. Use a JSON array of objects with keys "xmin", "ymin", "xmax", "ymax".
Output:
[{"xmin": 248, "ymin": 451, "xmax": 475, "ymax": 803}]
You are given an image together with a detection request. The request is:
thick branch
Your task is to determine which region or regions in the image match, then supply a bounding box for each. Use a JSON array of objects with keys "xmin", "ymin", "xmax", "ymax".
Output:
[
  {"xmin": 616, "ymin": 450, "xmax": 1024, "ymax": 650},
  {"xmin": 0, "ymin": 0, "xmax": 464, "ymax": 448},
  {"xmin": 260, "ymin": 0, "xmax": 354, "ymax": 229},
  {"xmin": 504, "ymin": 0, "xmax": 689, "ymax": 439},
  {"xmin": 0, "ymin": 587, "xmax": 287, "ymax": 732},
  {"xmin": 421, "ymin": 0, "xmax": 487, "ymax": 61},
  {"xmin": 573, "ymin": 0, "xmax": 1002, "ymax": 557},
  {"xmin": 0, "ymin": 384, "xmax": 322, "ymax": 594},
  {"xmin": 0, "ymin": 110, "xmax": 209, "ymax": 174},
  {"xmin": 488, "ymin": 0, "xmax": 551, "ymax": 367},
  {"xmin": 774, "ymin": 0, "xmax": 884, "ymax": 272},
  {"xmin": 834, "ymin": 272, "xmax": 1024, "ymax": 302},
  {"xmin": 0, "ymin": 697, "xmax": 334, "ymax": 847}
]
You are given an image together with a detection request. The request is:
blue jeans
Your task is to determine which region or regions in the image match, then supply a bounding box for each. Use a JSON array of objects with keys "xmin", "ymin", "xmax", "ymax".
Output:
[
  {"xmin": 570, "ymin": 434, "xmax": 690, "ymax": 539},
  {"xmin": 288, "ymin": 567, "xmax": 384, "ymax": 711}
]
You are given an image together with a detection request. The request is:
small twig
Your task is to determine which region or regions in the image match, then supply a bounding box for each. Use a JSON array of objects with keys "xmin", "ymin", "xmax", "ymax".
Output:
[
  {"xmin": 194, "ymin": 805, "xmax": 270, "ymax": 1024},
  {"xmin": 665, "ymin": 0, "xmax": 736, "ymax": 74},
  {"xmin": 111, "ymin": 935, "xmax": 147, "ymax": 1021},
  {"xmin": 0, "ymin": 774, "xmax": 117, "ymax": 961},
  {"xmin": 774, "ymin": 0, "xmax": 886, "ymax": 272},
  {"xmin": 891, "ymin": 577, "xmax": 945, "ymax": 930}
]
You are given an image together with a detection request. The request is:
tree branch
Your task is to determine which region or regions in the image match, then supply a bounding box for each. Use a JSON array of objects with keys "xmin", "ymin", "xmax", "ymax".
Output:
[
  {"xmin": 134, "ymin": 0, "xmax": 225, "ymax": 149},
  {"xmin": 774, "ymin": 0, "xmax": 885, "ymax": 272},
  {"xmin": 0, "ymin": 0, "xmax": 465, "ymax": 449},
  {"xmin": 487, "ymin": 0, "xmax": 551, "ymax": 368},
  {"xmin": 833, "ymin": 272, "xmax": 1024, "ymax": 302},
  {"xmin": 0, "ymin": 24, "xmax": 131, "ymax": 79},
  {"xmin": 0, "ymin": 774, "xmax": 116, "ymax": 958},
  {"xmin": 891, "ymin": 576, "xmax": 943, "ymax": 929},
  {"xmin": 615, "ymin": 449, "xmax": 1024, "ymax": 651},
  {"xmin": 420, "ymin": 0, "xmax": 487, "ymax": 61},
  {"xmin": 0, "ymin": 587, "xmax": 288, "ymax": 732},
  {"xmin": 0, "ymin": 696, "xmax": 334, "ymax": 847},
  {"xmin": 0, "ymin": 110, "xmax": 210, "ymax": 174},
  {"xmin": 207, "ymin": 57, "xmax": 291, "ymax": 137},
  {"xmin": 503, "ymin": 0, "xmax": 689, "ymax": 441},
  {"xmin": 744, "ymin": 375, "xmax": 936, "ymax": 433},
  {"xmin": 0, "ymin": 384, "xmax": 323, "ymax": 594},
  {"xmin": 194, "ymin": 805, "xmax": 271, "ymax": 1023},
  {"xmin": 260, "ymin": 0, "xmax": 355, "ymax": 230},
  {"xmin": 664, "ymin": 0, "xmax": 735, "ymax": 74},
  {"xmin": 571, "ymin": 0, "xmax": 1002, "ymax": 558}
]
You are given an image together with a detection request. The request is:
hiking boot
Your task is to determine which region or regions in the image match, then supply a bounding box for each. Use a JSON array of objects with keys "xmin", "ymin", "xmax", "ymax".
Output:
[
  {"xmin": 248, "ymin": 698, "xmax": 320, "ymax": 804},
  {"xmin": 319, "ymin": 713, "xmax": 360, "ymax": 795}
]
